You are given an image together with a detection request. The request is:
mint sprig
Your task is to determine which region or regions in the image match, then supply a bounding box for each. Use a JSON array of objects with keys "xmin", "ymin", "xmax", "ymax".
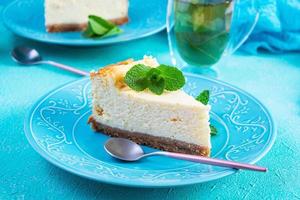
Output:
[
  {"xmin": 124, "ymin": 64, "xmax": 185, "ymax": 95},
  {"xmin": 196, "ymin": 90, "xmax": 210, "ymax": 105},
  {"xmin": 83, "ymin": 15, "xmax": 122, "ymax": 38},
  {"xmin": 196, "ymin": 90, "xmax": 218, "ymax": 136},
  {"xmin": 124, "ymin": 64, "xmax": 151, "ymax": 91}
]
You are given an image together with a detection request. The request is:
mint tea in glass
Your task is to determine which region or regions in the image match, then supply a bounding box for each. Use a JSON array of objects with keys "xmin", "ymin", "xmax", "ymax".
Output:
[{"xmin": 167, "ymin": 0, "xmax": 259, "ymax": 75}]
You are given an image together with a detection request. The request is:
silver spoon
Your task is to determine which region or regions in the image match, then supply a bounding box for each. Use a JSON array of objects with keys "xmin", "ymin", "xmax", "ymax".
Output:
[
  {"xmin": 11, "ymin": 46, "xmax": 89, "ymax": 76},
  {"xmin": 105, "ymin": 138, "xmax": 267, "ymax": 172}
]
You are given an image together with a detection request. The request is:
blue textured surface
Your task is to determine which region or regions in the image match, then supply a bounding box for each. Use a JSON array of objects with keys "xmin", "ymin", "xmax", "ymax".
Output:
[
  {"xmin": 1, "ymin": 3, "xmax": 300, "ymax": 200},
  {"xmin": 24, "ymin": 76, "xmax": 275, "ymax": 187},
  {"xmin": 2, "ymin": 0, "xmax": 166, "ymax": 46},
  {"xmin": 241, "ymin": 0, "xmax": 300, "ymax": 53}
]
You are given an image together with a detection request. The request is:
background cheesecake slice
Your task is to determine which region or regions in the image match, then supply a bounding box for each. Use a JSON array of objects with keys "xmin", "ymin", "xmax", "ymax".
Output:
[
  {"xmin": 89, "ymin": 57, "xmax": 211, "ymax": 156},
  {"xmin": 45, "ymin": 0, "xmax": 128, "ymax": 32}
]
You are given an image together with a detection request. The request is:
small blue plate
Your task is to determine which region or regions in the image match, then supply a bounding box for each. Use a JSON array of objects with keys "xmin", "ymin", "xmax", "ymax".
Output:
[
  {"xmin": 2, "ymin": 0, "xmax": 166, "ymax": 46},
  {"xmin": 24, "ymin": 74, "xmax": 276, "ymax": 187}
]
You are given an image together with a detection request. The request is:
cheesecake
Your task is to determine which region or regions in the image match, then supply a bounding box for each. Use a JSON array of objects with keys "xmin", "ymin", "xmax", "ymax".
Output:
[
  {"xmin": 89, "ymin": 57, "xmax": 211, "ymax": 156},
  {"xmin": 45, "ymin": 0, "xmax": 129, "ymax": 32}
]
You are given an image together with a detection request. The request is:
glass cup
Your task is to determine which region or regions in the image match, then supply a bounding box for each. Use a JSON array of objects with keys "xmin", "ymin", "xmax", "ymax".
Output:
[{"xmin": 167, "ymin": 0, "xmax": 259, "ymax": 76}]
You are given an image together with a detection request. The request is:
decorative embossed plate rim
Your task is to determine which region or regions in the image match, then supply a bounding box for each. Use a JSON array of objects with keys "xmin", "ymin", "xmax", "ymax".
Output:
[
  {"xmin": 24, "ymin": 74, "xmax": 276, "ymax": 187},
  {"xmin": 2, "ymin": 0, "xmax": 166, "ymax": 46}
]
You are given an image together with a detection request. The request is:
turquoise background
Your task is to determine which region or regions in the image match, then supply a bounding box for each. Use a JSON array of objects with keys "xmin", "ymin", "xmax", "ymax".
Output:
[{"xmin": 1, "ymin": 3, "xmax": 300, "ymax": 200}]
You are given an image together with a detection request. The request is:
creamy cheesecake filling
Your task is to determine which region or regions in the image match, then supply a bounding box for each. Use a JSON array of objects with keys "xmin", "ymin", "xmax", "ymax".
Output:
[
  {"xmin": 91, "ymin": 91, "xmax": 211, "ymax": 147},
  {"xmin": 90, "ymin": 57, "xmax": 211, "ymax": 148},
  {"xmin": 45, "ymin": 0, "xmax": 128, "ymax": 30}
]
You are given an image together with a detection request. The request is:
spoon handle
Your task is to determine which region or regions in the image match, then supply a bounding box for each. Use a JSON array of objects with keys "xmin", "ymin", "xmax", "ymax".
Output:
[
  {"xmin": 154, "ymin": 151, "xmax": 267, "ymax": 172},
  {"xmin": 44, "ymin": 61, "xmax": 89, "ymax": 76}
]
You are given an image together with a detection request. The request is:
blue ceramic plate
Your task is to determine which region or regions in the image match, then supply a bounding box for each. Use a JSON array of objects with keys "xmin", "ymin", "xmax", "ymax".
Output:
[
  {"xmin": 2, "ymin": 0, "xmax": 166, "ymax": 46},
  {"xmin": 24, "ymin": 74, "xmax": 276, "ymax": 187}
]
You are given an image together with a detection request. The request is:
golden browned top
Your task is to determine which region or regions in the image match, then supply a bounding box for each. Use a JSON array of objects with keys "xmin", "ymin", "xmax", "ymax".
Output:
[
  {"xmin": 90, "ymin": 59, "xmax": 134, "ymax": 79},
  {"xmin": 90, "ymin": 56, "xmax": 159, "ymax": 90}
]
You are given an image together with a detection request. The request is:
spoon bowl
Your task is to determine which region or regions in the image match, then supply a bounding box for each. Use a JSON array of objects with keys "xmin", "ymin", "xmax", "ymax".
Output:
[
  {"xmin": 11, "ymin": 46, "xmax": 42, "ymax": 65},
  {"xmin": 11, "ymin": 46, "xmax": 89, "ymax": 76},
  {"xmin": 104, "ymin": 138, "xmax": 144, "ymax": 161}
]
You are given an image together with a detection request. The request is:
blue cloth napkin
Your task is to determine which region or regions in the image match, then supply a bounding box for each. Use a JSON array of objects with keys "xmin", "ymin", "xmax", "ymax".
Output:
[{"xmin": 241, "ymin": 0, "xmax": 300, "ymax": 53}]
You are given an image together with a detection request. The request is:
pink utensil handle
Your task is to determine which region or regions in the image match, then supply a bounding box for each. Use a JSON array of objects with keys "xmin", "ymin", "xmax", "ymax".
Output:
[
  {"xmin": 45, "ymin": 61, "xmax": 89, "ymax": 76},
  {"xmin": 158, "ymin": 152, "xmax": 267, "ymax": 172}
]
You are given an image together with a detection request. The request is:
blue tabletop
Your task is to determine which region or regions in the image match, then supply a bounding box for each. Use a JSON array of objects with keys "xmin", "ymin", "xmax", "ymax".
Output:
[{"xmin": 1, "ymin": 4, "xmax": 300, "ymax": 200}]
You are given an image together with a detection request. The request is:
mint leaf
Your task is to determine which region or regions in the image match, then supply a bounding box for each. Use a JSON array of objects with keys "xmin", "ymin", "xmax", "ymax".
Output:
[
  {"xmin": 147, "ymin": 68, "xmax": 165, "ymax": 95},
  {"xmin": 83, "ymin": 22, "xmax": 95, "ymax": 37},
  {"xmin": 124, "ymin": 64, "xmax": 151, "ymax": 91},
  {"xmin": 149, "ymin": 80, "xmax": 165, "ymax": 95},
  {"xmin": 196, "ymin": 90, "xmax": 210, "ymax": 105},
  {"xmin": 148, "ymin": 77, "xmax": 165, "ymax": 95},
  {"xmin": 89, "ymin": 16, "xmax": 110, "ymax": 35},
  {"xmin": 105, "ymin": 26, "xmax": 123, "ymax": 36},
  {"xmin": 210, "ymin": 125, "xmax": 218, "ymax": 136},
  {"xmin": 156, "ymin": 65, "xmax": 185, "ymax": 91},
  {"xmin": 147, "ymin": 68, "xmax": 162, "ymax": 81},
  {"xmin": 89, "ymin": 15, "xmax": 114, "ymax": 29},
  {"xmin": 83, "ymin": 15, "xmax": 122, "ymax": 38}
]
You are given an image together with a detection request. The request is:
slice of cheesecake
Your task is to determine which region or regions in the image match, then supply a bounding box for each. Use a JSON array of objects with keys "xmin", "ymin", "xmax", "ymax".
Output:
[
  {"xmin": 89, "ymin": 57, "xmax": 211, "ymax": 156},
  {"xmin": 45, "ymin": 0, "xmax": 128, "ymax": 32}
]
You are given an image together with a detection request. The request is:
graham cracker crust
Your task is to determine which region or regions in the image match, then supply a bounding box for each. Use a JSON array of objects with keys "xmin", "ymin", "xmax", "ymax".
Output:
[
  {"xmin": 88, "ymin": 117, "xmax": 210, "ymax": 157},
  {"xmin": 47, "ymin": 16, "xmax": 129, "ymax": 32}
]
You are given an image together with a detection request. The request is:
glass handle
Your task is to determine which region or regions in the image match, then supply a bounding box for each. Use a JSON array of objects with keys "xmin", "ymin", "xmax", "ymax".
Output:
[
  {"xmin": 226, "ymin": 0, "xmax": 260, "ymax": 54},
  {"xmin": 166, "ymin": 0, "xmax": 176, "ymax": 66}
]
